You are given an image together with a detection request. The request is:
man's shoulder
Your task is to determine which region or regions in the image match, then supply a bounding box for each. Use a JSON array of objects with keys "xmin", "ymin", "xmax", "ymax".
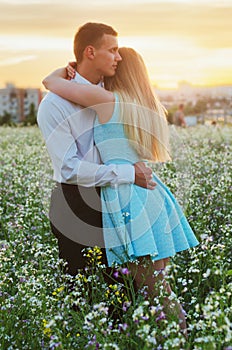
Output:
[
  {"xmin": 38, "ymin": 91, "xmax": 82, "ymax": 120},
  {"xmin": 38, "ymin": 92, "xmax": 75, "ymax": 128},
  {"xmin": 40, "ymin": 91, "xmax": 76, "ymax": 107}
]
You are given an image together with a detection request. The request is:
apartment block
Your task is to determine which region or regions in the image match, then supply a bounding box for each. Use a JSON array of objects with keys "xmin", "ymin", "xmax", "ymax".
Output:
[{"xmin": 0, "ymin": 83, "xmax": 42, "ymax": 123}]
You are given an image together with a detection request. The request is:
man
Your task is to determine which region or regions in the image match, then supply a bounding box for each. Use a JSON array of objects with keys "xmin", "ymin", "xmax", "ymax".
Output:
[{"xmin": 37, "ymin": 22, "xmax": 155, "ymax": 276}]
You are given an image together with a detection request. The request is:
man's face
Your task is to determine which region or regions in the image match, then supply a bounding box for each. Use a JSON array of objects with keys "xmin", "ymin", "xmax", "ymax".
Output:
[{"xmin": 93, "ymin": 34, "xmax": 122, "ymax": 77}]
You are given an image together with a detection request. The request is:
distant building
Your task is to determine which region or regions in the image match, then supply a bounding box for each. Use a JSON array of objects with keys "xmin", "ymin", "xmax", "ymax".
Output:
[
  {"xmin": 154, "ymin": 82, "xmax": 232, "ymax": 125},
  {"xmin": 0, "ymin": 83, "xmax": 42, "ymax": 123},
  {"xmin": 155, "ymin": 81, "xmax": 232, "ymax": 105}
]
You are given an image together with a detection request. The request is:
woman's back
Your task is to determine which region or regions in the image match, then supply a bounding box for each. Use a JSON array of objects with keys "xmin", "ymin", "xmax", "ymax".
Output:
[{"xmin": 94, "ymin": 93, "xmax": 141, "ymax": 165}]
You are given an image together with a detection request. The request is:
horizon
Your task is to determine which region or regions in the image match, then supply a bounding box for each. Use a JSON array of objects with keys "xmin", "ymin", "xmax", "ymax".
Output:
[
  {"xmin": 1, "ymin": 80, "xmax": 232, "ymax": 92},
  {"xmin": 0, "ymin": 0, "xmax": 232, "ymax": 89}
]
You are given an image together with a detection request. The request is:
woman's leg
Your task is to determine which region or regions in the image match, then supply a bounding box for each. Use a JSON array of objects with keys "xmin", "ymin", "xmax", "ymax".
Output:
[
  {"xmin": 128, "ymin": 256, "xmax": 187, "ymax": 336},
  {"xmin": 128, "ymin": 257, "xmax": 170, "ymax": 296}
]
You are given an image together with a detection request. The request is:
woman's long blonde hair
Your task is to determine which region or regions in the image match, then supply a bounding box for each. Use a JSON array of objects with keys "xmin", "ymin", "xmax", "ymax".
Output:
[{"xmin": 104, "ymin": 47, "xmax": 171, "ymax": 162}]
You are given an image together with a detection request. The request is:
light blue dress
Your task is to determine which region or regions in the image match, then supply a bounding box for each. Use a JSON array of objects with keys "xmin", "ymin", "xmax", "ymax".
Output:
[{"xmin": 94, "ymin": 93, "xmax": 199, "ymax": 267}]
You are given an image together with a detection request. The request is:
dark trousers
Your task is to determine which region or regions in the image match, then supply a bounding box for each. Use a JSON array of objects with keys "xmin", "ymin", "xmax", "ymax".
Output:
[
  {"xmin": 49, "ymin": 183, "xmax": 109, "ymax": 275},
  {"xmin": 49, "ymin": 182, "xmax": 138, "ymax": 325},
  {"xmin": 49, "ymin": 182, "xmax": 137, "ymax": 309}
]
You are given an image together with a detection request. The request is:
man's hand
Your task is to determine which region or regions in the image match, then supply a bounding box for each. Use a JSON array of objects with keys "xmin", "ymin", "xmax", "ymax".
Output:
[{"xmin": 134, "ymin": 162, "xmax": 156, "ymax": 189}]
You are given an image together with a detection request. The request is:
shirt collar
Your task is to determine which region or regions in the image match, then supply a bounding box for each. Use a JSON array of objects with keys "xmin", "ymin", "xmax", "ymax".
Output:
[{"xmin": 73, "ymin": 71, "xmax": 103, "ymax": 87}]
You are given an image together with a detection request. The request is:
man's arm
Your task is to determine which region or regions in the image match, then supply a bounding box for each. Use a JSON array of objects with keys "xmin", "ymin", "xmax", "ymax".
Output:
[{"xmin": 37, "ymin": 99, "xmax": 155, "ymax": 189}]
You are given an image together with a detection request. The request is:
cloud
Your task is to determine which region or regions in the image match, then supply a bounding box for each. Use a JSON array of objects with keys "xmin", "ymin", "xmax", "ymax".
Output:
[
  {"xmin": 0, "ymin": 1, "xmax": 231, "ymax": 50},
  {"xmin": 0, "ymin": 0, "xmax": 53, "ymax": 3},
  {"xmin": 0, "ymin": 55, "xmax": 37, "ymax": 66},
  {"xmin": 3, "ymin": 0, "xmax": 231, "ymax": 4},
  {"xmin": 0, "ymin": 35, "xmax": 72, "ymax": 52},
  {"xmin": 0, "ymin": 0, "xmax": 231, "ymax": 88}
]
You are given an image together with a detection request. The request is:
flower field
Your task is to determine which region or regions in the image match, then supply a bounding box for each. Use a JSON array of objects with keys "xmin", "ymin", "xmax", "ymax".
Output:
[{"xmin": 0, "ymin": 125, "xmax": 231, "ymax": 350}]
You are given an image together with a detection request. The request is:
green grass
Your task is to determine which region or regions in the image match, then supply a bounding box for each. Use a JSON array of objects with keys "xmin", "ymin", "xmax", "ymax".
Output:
[{"xmin": 0, "ymin": 125, "xmax": 231, "ymax": 350}]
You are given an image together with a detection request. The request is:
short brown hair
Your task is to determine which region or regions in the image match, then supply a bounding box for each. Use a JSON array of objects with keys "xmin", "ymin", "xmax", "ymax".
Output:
[{"xmin": 74, "ymin": 22, "xmax": 118, "ymax": 64}]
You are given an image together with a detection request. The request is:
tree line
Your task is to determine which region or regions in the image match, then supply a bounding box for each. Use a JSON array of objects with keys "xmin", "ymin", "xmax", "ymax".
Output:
[{"xmin": 0, "ymin": 103, "xmax": 37, "ymax": 126}]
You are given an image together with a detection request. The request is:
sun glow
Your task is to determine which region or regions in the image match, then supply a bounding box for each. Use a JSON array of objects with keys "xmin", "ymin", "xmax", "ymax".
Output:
[{"xmin": 0, "ymin": 0, "xmax": 231, "ymax": 89}]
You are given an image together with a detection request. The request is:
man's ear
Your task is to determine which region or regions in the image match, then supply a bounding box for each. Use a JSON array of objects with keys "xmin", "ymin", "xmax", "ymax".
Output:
[{"xmin": 84, "ymin": 46, "xmax": 95, "ymax": 60}]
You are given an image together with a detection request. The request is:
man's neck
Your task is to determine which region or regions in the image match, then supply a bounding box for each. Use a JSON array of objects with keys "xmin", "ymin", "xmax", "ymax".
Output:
[{"xmin": 76, "ymin": 63, "xmax": 102, "ymax": 85}]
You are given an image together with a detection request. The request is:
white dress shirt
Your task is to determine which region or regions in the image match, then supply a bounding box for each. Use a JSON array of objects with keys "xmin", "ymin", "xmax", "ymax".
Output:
[{"xmin": 37, "ymin": 72, "xmax": 135, "ymax": 187}]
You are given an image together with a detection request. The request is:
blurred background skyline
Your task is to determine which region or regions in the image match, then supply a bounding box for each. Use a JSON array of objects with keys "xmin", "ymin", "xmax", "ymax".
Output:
[{"xmin": 0, "ymin": 0, "xmax": 232, "ymax": 90}]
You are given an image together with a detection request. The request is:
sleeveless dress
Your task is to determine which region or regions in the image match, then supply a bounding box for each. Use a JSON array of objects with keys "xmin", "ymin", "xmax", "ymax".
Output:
[{"xmin": 94, "ymin": 93, "xmax": 199, "ymax": 267}]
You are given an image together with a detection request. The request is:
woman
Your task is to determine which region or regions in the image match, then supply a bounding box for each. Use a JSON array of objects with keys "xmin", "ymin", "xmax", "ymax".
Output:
[{"xmin": 43, "ymin": 47, "xmax": 199, "ymax": 333}]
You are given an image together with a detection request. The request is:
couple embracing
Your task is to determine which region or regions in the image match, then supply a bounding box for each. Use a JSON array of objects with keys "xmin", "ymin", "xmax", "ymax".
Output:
[{"xmin": 37, "ymin": 22, "xmax": 199, "ymax": 335}]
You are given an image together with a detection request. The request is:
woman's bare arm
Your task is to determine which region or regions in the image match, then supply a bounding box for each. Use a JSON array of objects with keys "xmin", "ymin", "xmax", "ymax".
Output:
[{"xmin": 42, "ymin": 68, "xmax": 115, "ymax": 123}]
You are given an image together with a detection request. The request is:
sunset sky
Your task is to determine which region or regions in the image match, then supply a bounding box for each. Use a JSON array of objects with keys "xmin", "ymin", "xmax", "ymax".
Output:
[{"xmin": 0, "ymin": 0, "xmax": 232, "ymax": 89}]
